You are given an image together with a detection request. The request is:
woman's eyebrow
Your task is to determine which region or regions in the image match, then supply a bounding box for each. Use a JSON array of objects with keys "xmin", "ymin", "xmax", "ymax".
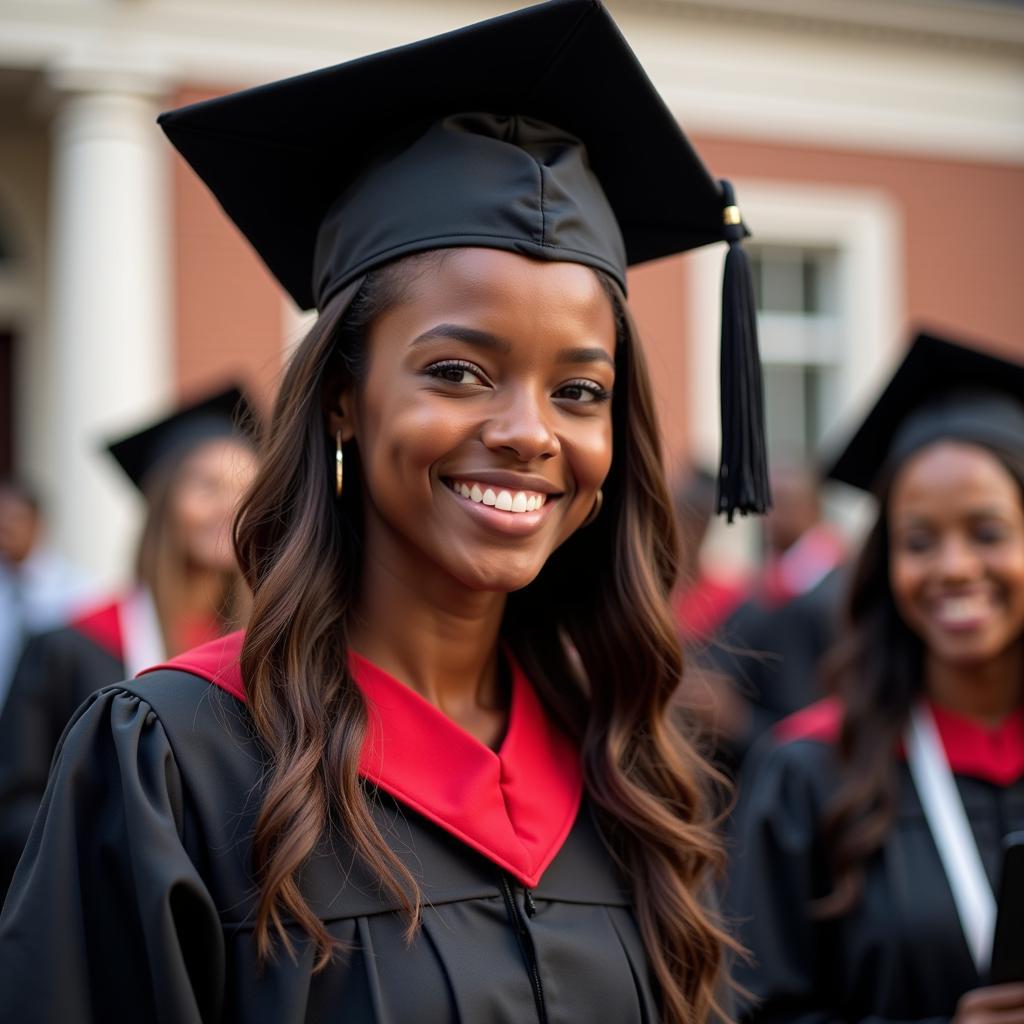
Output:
[
  {"xmin": 411, "ymin": 326, "xmax": 614, "ymax": 368},
  {"xmin": 556, "ymin": 346, "xmax": 615, "ymax": 368},
  {"xmin": 411, "ymin": 324, "xmax": 512, "ymax": 353}
]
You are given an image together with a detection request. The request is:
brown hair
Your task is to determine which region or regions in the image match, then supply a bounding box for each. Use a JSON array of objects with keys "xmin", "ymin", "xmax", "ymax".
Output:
[
  {"xmin": 234, "ymin": 253, "xmax": 735, "ymax": 1023},
  {"xmin": 817, "ymin": 440, "xmax": 1024, "ymax": 917},
  {"xmin": 136, "ymin": 441, "xmax": 254, "ymax": 649}
]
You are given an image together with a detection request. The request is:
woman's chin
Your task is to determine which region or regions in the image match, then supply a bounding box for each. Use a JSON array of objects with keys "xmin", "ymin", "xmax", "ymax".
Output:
[
  {"xmin": 447, "ymin": 555, "xmax": 546, "ymax": 595},
  {"xmin": 187, "ymin": 543, "xmax": 237, "ymax": 574}
]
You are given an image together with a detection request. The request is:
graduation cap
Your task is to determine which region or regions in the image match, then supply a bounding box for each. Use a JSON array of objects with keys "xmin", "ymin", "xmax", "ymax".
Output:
[
  {"xmin": 106, "ymin": 386, "xmax": 254, "ymax": 492},
  {"xmin": 826, "ymin": 331, "xmax": 1024, "ymax": 493},
  {"xmin": 158, "ymin": 0, "xmax": 769, "ymax": 518}
]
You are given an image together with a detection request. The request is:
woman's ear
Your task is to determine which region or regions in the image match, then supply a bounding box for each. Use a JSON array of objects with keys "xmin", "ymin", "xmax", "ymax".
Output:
[{"xmin": 326, "ymin": 385, "xmax": 357, "ymax": 443}]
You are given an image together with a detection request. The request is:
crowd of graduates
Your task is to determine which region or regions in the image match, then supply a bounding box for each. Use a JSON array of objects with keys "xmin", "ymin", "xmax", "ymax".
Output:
[{"xmin": 1, "ymin": 328, "xmax": 1021, "ymax": 1021}]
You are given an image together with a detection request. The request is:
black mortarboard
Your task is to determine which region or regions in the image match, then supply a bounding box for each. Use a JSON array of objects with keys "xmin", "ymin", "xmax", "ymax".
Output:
[
  {"xmin": 106, "ymin": 386, "xmax": 254, "ymax": 492},
  {"xmin": 826, "ymin": 331, "xmax": 1024, "ymax": 493},
  {"xmin": 157, "ymin": 0, "xmax": 768, "ymax": 518}
]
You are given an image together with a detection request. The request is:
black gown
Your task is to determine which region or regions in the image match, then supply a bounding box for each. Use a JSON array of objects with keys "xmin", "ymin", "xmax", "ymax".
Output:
[
  {"xmin": 0, "ymin": 598, "xmax": 127, "ymax": 902},
  {"xmin": 729, "ymin": 698, "xmax": 1024, "ymax": 1022},
  {"xmin": 0, "ymin": 633, "xmax": 661, "ymax": 1023},
  {"xmin": 701, "ymin": 569, "xmax": 844, "ymax": 770}
]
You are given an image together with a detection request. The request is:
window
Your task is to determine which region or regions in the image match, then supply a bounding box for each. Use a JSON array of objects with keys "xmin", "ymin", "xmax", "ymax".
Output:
[{"xmin": 748, "ymin": 243, "xmax": 842, "ymax": 460}]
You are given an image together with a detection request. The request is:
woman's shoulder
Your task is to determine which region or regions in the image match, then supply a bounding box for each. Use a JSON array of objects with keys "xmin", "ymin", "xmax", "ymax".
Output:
[
  {"xmin": 135, "ymin": 629, "xmax": 247, "ymax": 700},
  {"xmin": 739, "ymin": 699, "xmax": 845, "ymax": 813},
  {"xmin": 54, "ymin": 632, "xmax": 260, "ymax": 805},
  {"xmin": 18, "ymin": 597, "xmax": 126, "ymax": 670}
]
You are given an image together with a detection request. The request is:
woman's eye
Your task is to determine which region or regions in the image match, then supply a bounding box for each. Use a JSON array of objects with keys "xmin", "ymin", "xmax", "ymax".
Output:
[
  {"xmin": 899, "ymin": 532, "xmax": 933, "ymax": 554},
  {"xmin": 973, "ymin": 523, "xmax": 1008, "ymax": 545},
  {"xmin": 425, "ymin": 360, "xmax": 487, "ymax": 386},
  {"xmin": 554, "ymin": 380, "xmax": 610, "ymax": 404}
]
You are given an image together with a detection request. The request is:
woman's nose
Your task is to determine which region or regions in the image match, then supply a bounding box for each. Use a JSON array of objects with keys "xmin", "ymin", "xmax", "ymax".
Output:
[
  {"xmin": 480, "ymin": 388, "xmax": 560, "ymax": 462},
  {"xmin": 936, "ymin": 534, "xmax": 982, "ymax": 581}
]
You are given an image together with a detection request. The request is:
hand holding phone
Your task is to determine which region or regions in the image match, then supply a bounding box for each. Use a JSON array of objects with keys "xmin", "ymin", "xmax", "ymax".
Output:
[{"xmin": 990, "ymin": 832, "xmax": 1024, "ymax": 985}]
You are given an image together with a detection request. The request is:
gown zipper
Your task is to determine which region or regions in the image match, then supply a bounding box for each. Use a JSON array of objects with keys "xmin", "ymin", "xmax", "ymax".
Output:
[
  {"xmin": 524, "ymin": 887, "xmax": 537, "ymax": 918},
  {"xmin": 500, "ymin": 873, "xmax": 548, "ymax": 1024}
]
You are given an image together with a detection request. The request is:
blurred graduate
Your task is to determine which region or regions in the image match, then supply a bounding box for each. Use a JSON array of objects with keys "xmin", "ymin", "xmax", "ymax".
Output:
[
  {"xmin": 0, "ymin": 387, "xmax": 257, "ymax": 902},
  {"xmin": 731, "ymin": 332, "xmax": 1024, "ymax": 1021}
]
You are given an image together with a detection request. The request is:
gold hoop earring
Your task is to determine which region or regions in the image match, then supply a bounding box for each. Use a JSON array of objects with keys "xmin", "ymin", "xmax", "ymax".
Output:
[
  {"xmin": 335, "ymin": 431, "xmax": 344, "ymax": 497},
  {"xmin": 582, "ymin": 488, "xmax": 603, "ymax": 527}
]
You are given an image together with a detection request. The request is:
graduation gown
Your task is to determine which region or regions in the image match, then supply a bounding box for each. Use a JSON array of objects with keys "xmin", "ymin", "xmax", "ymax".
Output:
[
  {"xmin": 0, "ymin": 632, "xmax": 660, "ymax": 1023},
  {"xmin": 0, "ymin": 596, "xmax": 132, "ymax": 901},
  {"xmin": 729, "ymin": 697, "xmax": 1024, "ymax": 1022}
]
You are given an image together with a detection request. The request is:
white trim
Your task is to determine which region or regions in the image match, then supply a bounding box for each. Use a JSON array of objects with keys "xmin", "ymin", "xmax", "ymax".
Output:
[
  {"xmin": 0, "ymin": 1, "xmax": 1021, "ymax": 163},
  {"xmin": 633, "ymin": 0, "xmax": 1024, "ymax": 50},
  {"xmin": 905, "ymin": 702, "xmax": 996, "ymax": 974},
  {"xmin": 118, "ymin": 587, "xmax": 167, "ymax": 678}
]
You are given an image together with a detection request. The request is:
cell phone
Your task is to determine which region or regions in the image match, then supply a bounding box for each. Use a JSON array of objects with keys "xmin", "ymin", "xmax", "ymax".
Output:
[{"xmin": 990, "ymin": 832, "xmax": 1024, "ymax": 984}]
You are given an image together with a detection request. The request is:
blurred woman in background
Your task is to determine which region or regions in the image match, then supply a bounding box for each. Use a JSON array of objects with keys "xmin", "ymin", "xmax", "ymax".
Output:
[
  {"xmin": 0, "ymin": 386, "xmax": 258, "ymax": 901},
  {"xmin": 731, "ymin": 332, "xmax": 1024, "ymax": 1021}
]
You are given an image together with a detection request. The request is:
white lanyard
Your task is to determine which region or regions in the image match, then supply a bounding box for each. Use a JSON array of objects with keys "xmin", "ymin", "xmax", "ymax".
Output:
[
  {"xmin": 905, "ymin": 701, "xmax": 997, "ymax": 974},
  {"xmin": 118, "ymin": 587, "xmax": 167, "ymax": 678}
]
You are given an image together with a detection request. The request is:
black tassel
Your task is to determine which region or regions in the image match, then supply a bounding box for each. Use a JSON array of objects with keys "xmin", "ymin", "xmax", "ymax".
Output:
[{"xmin": 717, "ymin": 179, "xmax": 771, "ymax": 522}]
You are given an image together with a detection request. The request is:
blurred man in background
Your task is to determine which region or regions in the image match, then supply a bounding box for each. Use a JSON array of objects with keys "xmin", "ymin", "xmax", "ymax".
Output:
[{"xmin": 0, "ymin": 480, "xmax": 96, "ymax": 707}]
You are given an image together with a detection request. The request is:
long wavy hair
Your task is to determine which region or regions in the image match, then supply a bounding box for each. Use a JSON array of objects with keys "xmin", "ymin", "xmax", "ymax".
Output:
[
  {"xmin": 817, "ymin": 440, "xmax": 1024, "ymax": 917},
  {"xmin": 234, "ymin": 252, "xmax": 735, "ymax": 1023}
]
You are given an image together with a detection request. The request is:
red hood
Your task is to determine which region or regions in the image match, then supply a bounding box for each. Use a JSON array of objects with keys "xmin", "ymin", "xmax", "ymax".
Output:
[
  {"xmin": 776, "ymin": 696, "xmax": 1024, "ymax": 787},
  {"xmin": 139, "ymin": 632, "xmax": 583, "ymax": 888}
]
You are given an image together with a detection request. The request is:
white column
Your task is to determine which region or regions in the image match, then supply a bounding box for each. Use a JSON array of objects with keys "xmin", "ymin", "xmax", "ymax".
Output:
[{"xmin": 45, "ymin": 66, "xmax": 172, "ymax": 587}]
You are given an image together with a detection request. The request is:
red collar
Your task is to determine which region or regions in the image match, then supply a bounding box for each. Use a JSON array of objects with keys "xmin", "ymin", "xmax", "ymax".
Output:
[
  {"xmin": 776, "ymin": 696, "xmax": 1024, "ymax": 786},
  {"xmin": 70, "ymin": 597, "xmax": 125, "ymax": 662},
  {"xmin": 140, "ymin": 633, "xmax": 583, "ymax": 887},
  {"xmin": 929, "ymin": 701, "xmax": 1024, "ymax": 788}
]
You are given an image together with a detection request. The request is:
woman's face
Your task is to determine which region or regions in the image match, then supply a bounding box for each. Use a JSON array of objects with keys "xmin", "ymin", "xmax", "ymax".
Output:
[
  {"xmin": 337, "ymin": 248, "xmax": 616, "ymax": 594},
  {"xmin": 888, "ymin": 440, "xmax": 1024, "ymax": 669},
  {"xmin": 172, "ymin": 437, "xmax": 259, "ymax": 572}
]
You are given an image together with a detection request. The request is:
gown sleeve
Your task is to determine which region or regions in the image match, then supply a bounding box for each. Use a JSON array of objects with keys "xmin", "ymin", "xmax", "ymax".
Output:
[
  {"xmin": 0, "ymin": 686, "xmax": 226, "ymax": 1024},
  {"xmin": 0, "ymin": 634, "xmax": 62, "ymax": 897},
  {"xmin": 729, "ymin": 738, "xmax": 950, "ymax": 1024}
]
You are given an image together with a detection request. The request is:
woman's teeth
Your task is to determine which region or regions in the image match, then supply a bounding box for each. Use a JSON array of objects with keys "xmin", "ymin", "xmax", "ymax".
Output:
[
  {"xmin": 448, "ymin": 480, "xmax": 548, "ymax": 514},
  {"xmin": 934, "ymin": 594, "xmax": 991, "ymax": 625}
]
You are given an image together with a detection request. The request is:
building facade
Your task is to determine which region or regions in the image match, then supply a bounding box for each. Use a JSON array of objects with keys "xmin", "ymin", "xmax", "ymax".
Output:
[{"xmin": 1, "ymin": 0, "xmax": 1022, "ymax": 583}]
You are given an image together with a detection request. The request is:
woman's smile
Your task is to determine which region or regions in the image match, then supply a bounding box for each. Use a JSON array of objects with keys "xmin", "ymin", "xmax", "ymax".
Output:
[
  {"xmin": 449, "ymin": 480, "xmax": 548, "ymax": 512},
  {"xmin": 927, "ymin": 585, "xmax": 1002, "ymax": 634},
  {"xmin": 442, "ymin": 475, "xmax": 560, "ymax": 535}
]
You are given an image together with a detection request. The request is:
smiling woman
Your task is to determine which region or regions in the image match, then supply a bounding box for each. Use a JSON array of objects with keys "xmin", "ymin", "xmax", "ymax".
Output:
[
  {"xmin": 889, "ymin": 440, "xmax": 1024, "ymax": 685},
  {"xmin": 730, "ymin": 332, "xmax": 1024, "ymax": 1022},
  {"xmin": 0, "ymin": 3, "xmax": 763, "ymax": 1023}
]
